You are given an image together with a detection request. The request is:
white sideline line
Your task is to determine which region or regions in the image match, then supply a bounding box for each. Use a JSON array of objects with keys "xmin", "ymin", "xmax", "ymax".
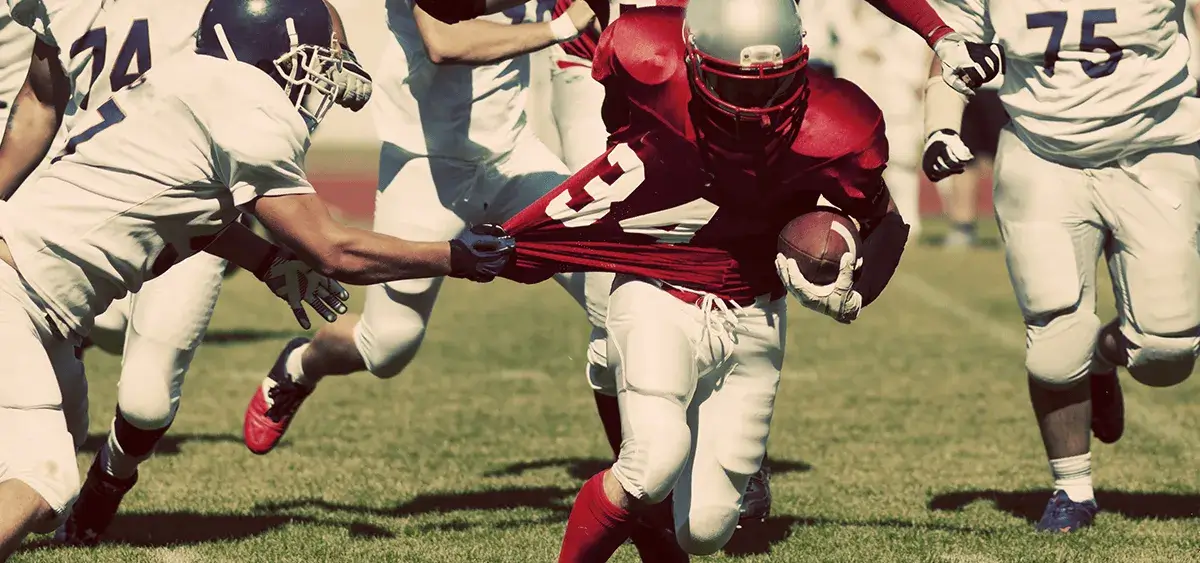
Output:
[{"xmin": 891, "ymin": 272, "xmax": 1024, "ymax": 352}]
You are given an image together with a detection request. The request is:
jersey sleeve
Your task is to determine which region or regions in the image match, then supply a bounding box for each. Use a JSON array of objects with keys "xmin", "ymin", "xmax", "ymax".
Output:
[
  {"xmin": 209, "ymin": 95, "xmax": 315, "ymax": 207},
  {"xmin": 929, "ymin": 0, "xmax": 991, "ymax": 43},
  {"xmin": 501, "ymin": 130, "xmax": 732, "ymax": 287}
]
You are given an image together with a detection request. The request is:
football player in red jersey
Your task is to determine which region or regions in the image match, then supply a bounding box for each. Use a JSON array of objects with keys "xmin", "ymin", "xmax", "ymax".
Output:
[{"xmin": 495, "ymin": 0, "xmax": 914, "ymax": 559}]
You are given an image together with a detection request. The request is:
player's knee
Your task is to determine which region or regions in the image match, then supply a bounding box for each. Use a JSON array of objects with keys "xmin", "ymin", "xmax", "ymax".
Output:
[
  {"xmin": 358, "ymin": 321, "xmax": 427, "ymax": 380},
  {"xmin": 117, "ymin": 384, "xmax": 178, "ymax": 430},
  {"xmin": 1125, "ymin": 331, "xmax": 1199, "ymax": 388},
  {"xmin": 612, "ymin": 399, "xmax": 690, "ymax": 504},
  {"xmin": 586, "ymin": 360, "xmax": 616, "ymax": 397},
  {"xmin": 675, "ymin": 504, "xmax": 740, "ymax": 555},
  {"xmin": 1025, "ymin": 311, "xmax": 1100, "ymax": 389}
]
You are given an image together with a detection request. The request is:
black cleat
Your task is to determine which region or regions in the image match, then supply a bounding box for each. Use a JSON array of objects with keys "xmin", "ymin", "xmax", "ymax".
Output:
[
  {"xmin": 739, "ymin": 464, "xmax": 772, "ymax": 526},
  {"xmin": 1035, "ymin": 490, "xmax": 1098, "ymax": 533},
  {"xmin": 57, "ymin": 455, "xmax": 138, "ymax": 546}
]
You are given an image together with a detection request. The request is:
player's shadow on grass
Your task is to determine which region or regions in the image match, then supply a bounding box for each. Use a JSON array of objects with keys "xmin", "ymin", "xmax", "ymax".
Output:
[
  {"xmin": 483, "ymin": 456, "xmax": 814, "ymax": 482},
  {"xmin": 202, "ymin": 328, "xmax": 298, "ymax": 345},
  {"xmin": 928, "ymin": 489, "xmax": 1200, "ymax": 521},
  {"xmin": 21, "ymin": 511, "xmax": 391, "ymax": 553},
  {"xmin": 723, "ymin": 514, "xmax": 994, "ymax": 556},
  {"xmin": 254, "ymin": 486, "xmax": 577, "ymax": 532},
  {"xmin": 78, "ymin": 432, "xmax": 243, "ymax": 455}
]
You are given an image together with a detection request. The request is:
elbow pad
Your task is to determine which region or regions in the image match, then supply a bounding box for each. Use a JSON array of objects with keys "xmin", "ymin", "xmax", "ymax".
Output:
[
  {"xmin": 415, "ymin": 0, "xmax": 487, "ymax": 24},
  {"xmin": 853, "ymin": 212, "xmax": 910, "ymax": 307}
]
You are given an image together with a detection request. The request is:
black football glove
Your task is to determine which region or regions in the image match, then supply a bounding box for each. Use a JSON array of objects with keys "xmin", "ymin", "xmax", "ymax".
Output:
[
  {"xmin": 933, "ymin": 33, "xmax": 1005, "ymax": 95},
  {"xmin": 333, "ymin": 46, "xmax": 372, "ymax": 112},
  {"xmin": 922, "ymin": 129, "xmax": 975, "ymax": 182},
  {"xmin": 449, "ymin": 224, "xmax": 516, "ymax": 282}
]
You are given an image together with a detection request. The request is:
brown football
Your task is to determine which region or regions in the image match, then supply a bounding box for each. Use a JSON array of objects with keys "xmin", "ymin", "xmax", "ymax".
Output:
[{"xmin": 777, "ymin": 208, "xmax": 862, "ymax": 285}]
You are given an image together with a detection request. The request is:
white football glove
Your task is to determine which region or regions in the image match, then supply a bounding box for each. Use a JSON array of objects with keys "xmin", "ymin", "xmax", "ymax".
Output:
[
  {"xmin": 933, "ymin": 32, "xmax": 1005, "ymax": 96},
  {"xmin": 255, "ymin": 248, "xmax": 351, "ymax": 330},
  {"xmin": 922, "ymin": 129, "xmax": 975, "ymax": 182},
  {"xmin": 776, "ymin": 252, "xmax": 862, "ymax": 324},
  {"xmin": 332, "ymin": 46, "xmax": 372, "ymax": 112}
]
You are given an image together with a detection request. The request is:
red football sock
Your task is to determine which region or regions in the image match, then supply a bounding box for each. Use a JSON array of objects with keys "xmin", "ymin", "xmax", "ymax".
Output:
[{"xmin": 558, "ymin": 471, "xmax": 632, "ymax": 563}]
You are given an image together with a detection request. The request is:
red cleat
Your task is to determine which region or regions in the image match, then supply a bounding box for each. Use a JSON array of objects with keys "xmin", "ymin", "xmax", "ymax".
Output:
[{"xmin": 243, "ymin": 338, "xmax": 314, "ymax": 455}]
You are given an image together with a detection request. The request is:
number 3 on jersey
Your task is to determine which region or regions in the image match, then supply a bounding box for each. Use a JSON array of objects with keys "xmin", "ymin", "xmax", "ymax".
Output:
[
  {"xmin": 71, "ymin": 19, "xmax": 152, "ymax": 110},
  {"xmin": 545, "ymin": 143, "xmax": 718, "ymax": 244},
  {"xmin": 1026, "ymin": 9, "xmax": 1121, "ymax": 78}
]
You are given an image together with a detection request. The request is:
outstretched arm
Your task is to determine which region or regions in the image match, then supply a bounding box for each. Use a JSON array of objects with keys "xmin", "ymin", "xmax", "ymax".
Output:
[
  {"xmin": 414, "ymin": 0, "xmax": 594, "ymax": 65},
  {"xmin": 414, "ymin": 0, "xmax": 542, "ymax": 24},
  {"xmin": 864, "ymin": 0, "xmax": 953, "ymax": 46},
  {"xmin": 0, "ymin": 39, "xmax": 70, "ymax": 200},
  {"xmin": 245, "ymin": 193, "xmax": 453, "ymax": 285}
]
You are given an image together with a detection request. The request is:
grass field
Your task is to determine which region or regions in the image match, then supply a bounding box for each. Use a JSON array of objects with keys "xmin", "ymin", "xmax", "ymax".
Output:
[{"xmin": 12, "ymin": 222, "xmax": 1200, "ymax": 563}]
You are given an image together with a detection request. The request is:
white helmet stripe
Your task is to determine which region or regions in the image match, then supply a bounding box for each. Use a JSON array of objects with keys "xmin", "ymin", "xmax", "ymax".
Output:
[{"xmin": 214, "ymin": 23, "xmax": 238, "ymax": 61}]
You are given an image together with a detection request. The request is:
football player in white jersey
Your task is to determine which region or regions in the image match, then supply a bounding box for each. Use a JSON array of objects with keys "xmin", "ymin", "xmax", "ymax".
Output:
[
  {"xmin": 0, "ymin": 0, "xmax": 373, "ymax": 546},
  {"xmin": 0, "ymin": 0, "xmax": 515, "ymax": 556},
  {"xmin": 925, "ymin": 0, "xmax": 1200, "ymax": 532},
  {"xmin": 239, "ymin": 0, "xmax": 605, "ymax": 455}
]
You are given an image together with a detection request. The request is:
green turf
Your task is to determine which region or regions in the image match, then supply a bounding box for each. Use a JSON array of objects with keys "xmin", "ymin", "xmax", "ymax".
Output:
[{"xmin": 15, "ymin": 221, "xmax": 1200, "ymax": 562}]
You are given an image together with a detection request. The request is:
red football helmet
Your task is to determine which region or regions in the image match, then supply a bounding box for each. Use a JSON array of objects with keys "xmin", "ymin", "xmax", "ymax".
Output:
[{"xmin": 683, "ymin": 0, "xmax": 809, "ymax": 149}]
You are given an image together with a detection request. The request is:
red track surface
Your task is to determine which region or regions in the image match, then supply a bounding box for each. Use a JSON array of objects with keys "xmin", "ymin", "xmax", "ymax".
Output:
[{"xmin": 311, "ymin": 174, "xmax": 995, "ymax": 223}]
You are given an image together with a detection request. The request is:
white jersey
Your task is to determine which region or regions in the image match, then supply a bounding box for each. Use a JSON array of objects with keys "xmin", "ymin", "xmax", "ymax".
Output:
[
  {"xmin": 0, "ymin": 53, "xmax": 314, "ymax": 337},
  {"xmin": 0, "ymin": 3, "xmax": 34, "ymax": 129},
  {"xmin": 373, "ymin": 0, "xmax": 540, "ymax": 161},
  {"xmin": 932, "ymin": 0, "xmax": 1200, "ymax": 167},
  {"xmin": 7, "ymin": 0, "xmax": 207, "ymax": 134}
]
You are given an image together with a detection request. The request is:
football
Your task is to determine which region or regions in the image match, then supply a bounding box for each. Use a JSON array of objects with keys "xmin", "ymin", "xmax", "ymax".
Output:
[{"xmin": 777, "ymin": 208, "xmax": 862, "ymax": 285}]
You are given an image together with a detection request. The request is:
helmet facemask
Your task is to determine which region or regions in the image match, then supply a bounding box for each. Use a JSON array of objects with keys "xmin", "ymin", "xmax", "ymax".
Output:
[
  {"xmin": 272, "ymin": 20, "xmax": 343, "ymax": 132},
  {"xmin": 210, "ymin": 17, "xmax": 344, "ymax": 132},
  {"xmin": 685, "ymin": 30, "xmax": 809, "ymax": 151}
]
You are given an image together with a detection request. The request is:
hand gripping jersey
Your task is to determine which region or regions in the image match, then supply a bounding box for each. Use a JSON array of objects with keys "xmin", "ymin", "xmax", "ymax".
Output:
[
  {"xmin": 7, "ymin": 0, "xmax": 209, "ymax": 134},
  {"xmin": 0, "ymin": 54, "xmax": 314, "ymax": 337},
  {"xmin": 933, "ymin": 0, "xmax": 1200, "ymax": 166},
  {"xmin": 502, "ymin": 7, "xmax": 890, "ymax": 303}
]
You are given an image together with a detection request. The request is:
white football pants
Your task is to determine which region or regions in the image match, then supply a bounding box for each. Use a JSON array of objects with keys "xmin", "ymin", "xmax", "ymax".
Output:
[
  {"xmin": 995, "ymin": 127, "xmax": 1200, "ymax": 388},
  {"xmin": 354, "ymin": 132, "xmax": 610, "ymax": 379},
  {"xmin": 88, "ymin": 252, "xmax": 226, "ymax": 430},
  {"xmin": 605, "ymin": 276, "xmax": 784, "ymax": 555},
  {"xmin": 0, "ymin": 260, "xmax": 87, "ymax": 526}
]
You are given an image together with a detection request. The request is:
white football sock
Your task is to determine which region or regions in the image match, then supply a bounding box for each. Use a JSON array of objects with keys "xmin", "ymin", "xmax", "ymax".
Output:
[
  {"xmin": 1050, "ymin": 452, "xmax": 1094, "ymax": 502},
  {"xmin": 101, "ymin": 426, "xmax": 143, "ymax": 480},
  {"xmin": 286, "ymin": 343, "xmax": 319, "ymax": 388}
]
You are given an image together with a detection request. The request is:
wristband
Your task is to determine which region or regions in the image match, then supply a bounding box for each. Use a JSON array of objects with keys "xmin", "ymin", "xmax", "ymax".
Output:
[{"xmin": 549, "ymin": 14, "xmax": 579, "ymax": 42}]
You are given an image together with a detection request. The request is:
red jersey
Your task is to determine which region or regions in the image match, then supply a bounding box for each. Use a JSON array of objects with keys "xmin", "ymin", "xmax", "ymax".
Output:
[{"xmin": 501, "ymin": 7, "xmax": 890, "ymax": 303}]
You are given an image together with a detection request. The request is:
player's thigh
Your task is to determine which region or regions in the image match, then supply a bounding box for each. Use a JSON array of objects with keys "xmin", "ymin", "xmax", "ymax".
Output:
[
  {"xmin": 993, "ymin": 128, "xmax": 1104, "ymax": 321},
  {"xmin": 128, "ymin": 252, "xmax": 226, "ymax": 351},
  {"xmin": 550, "ymin": 63, "xmax": 607, "ymax": 173},
  {"xmin": 364, "ymin": 144, "xmax": 470, "ymax": 338},
  {"xmin": 484, "ymin": 133, "xmax": 570, "ymax": 222},
  {"xmin": 606, "ymin": 277, "xmax": 700, "ymax": 501},
  {"xmin": 375, "ymin": 142, "xmax": 474, "ymax": 241},
  {"xmin": 0, "ymin": 292, "xmax": 81, "ymax": 516},
  {"xmin": 994, "ymin": 128, "xmax": 1106, "ymax": 384},
  {"xmin": 1104, "ymin": 145, "xmax": 1200, "ymax": 383},
  {"xmin": 672, "ymin": 299, "xmax": 785, "ymax": 554}
]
